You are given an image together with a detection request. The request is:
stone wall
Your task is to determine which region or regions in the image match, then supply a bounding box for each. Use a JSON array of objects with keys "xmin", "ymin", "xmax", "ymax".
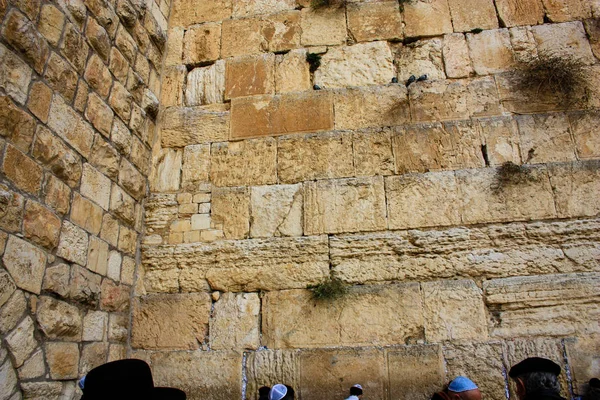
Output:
[
  {"xmin": 0, "ymin": 0, "xmax": 165, "ymax": 393},
  {"xmin": 137, "ymin": 0, "xmax": 600, "ymax": 399}
]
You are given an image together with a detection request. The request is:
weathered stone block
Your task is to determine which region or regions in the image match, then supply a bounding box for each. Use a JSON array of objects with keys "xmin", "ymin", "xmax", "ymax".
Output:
[
  {"xmin": 278, "ymin": 132, "xmax": 353, "ymax": 183},
  {"xmin": 151, "ymin": 351, "xmax": 242, "ymax": 400},
  {"xmin": 250, "ymin": 185, "xmax": 302, "ymax": 238},
  {"xmin": 61, "ymin": 22, "xmax": 89, "ymax": 73},
  {"xmin": 85, "ymin": 93, "xmax": 114, "ymax": 138},
  {"xmin": 246, "ymin": 350, "xmax": 298, "ymax": 400},
  {"xmin": 549, "ymin": 161, "xmax": 600, "ymax": 218},
  {"xmin": 571, "ymin": 111, "xmax": 600, "ymax": 159},
  {"xmin": 0, "ymin": 184, "xmax": 23, "ymax": 233},
  {"xmin": 532, "ymin": 21, "xmax": 595, "ymax": 63},
  {"xmin": 230, "ymin": 91, "xmax": 333, "ymax": 139},
  {"xmin": 565, "ymin": 335, "xmax": 600, "ymax": 396},
  {"xmin": 87, "ymin": 236, "xmax": 109, "ymax": 276},
  {"xmin": 37, "ymin": 296, "xmax": 82, "ymax": 341},
  {"xmin": 150, "ymin": 148, "xmax": 182, "ymax": 192},
  {"xmin": 46, "ymin": 342, "xmax": 79, "ymax": 379},
  {"xmin": 300, "ymin": 6, "xmax": 346, "ymax": 46},
  {"xmin": 467, "ymin": 29, "xmax": 515, "ymax": 75},
  {"xmin": 57, "ymin": 221, "xmax": 89, "ymax": 266},
  {"xmin": 210, "ymin": 138, "xmax": 277, "ymax": 186},
  {"xmin": 386, "ymin": 172, "xmax": 461, "ymax": 230},
  {"xmin": 447, "ymin": 0, "xmax": 498, "ymax": 32},
  {"xmin": 160, "ymin": 104, "xmax": 229, "ymax": 147},
  {"xmin": 182, "ymin": 23, "xmax": 221, "ymax": 65},
  {"xmin": 82, "ymin": 310, "xmax": 108, "ymax": 341},
  {"xmin": 84, "ymin": 54, "xmax": 113, "ymax": 98},
  {"xmin": 86, "ymin": 17, "xmax": 110, "ymax": 61},
  {"xmin": 334, "ymin": 85, "xmax": 410, "ymax": 130},
  {"xmin": 48, "ymin": 95, "xmax": 95, "ymax": 158},
  {"xmin": 225, "ymin": 54, "xmax": 275, "ymax": 99},
  {"xmin": 18, "ymin": 348, "xmax": 45, "ymax": 380},
  {"xmin": 315, "ymin": 42, "xmax": 395, "ymax": 89},
  {"xmin": 495, "ymin": 0, "xmax": 545, "ymax": 27},
  {"xmin": 118, "ymin": 225, "xmax": 137, "ymax": 255},
  {"xmin": 210, "ymin": 292, "xmax": 259, "ymax": 350},
  {"xmin": 1, "ymin": 145, "xmax": 42, "ymax": 195},
  {"xmin": 0, "ymin": 96, "xmax": 35, "ymax": 152},
  {"xmin": 232, "ymin": 0, "xmax": 295, "ymax": 18},
  {"xmin": 347, "ymin": 1, "xmax": 402, "ymax": 43},
  {"xmin": 275, "ymin": 49, "xmax": 310, "ymax": 94},
  {"xmin": 443, "ymin": 33, "xmax": 474, "ymax": 78},
  {"xmin": 3, "ymin": 235, "xmax": 46, "ymax": 295},
  {"xmin": 388, "ymin": 345, "xmax": 446, "ymax": 400},
  {"xmin": 542, "ymin": 0, "xmax": 592, "ymax": 22},
  {"xmin": 478, "ymin": 116, "xmax": 521, "ymax": 166},
  {"xmin": 131, "ymin": 293, "xmax": 211, "ymax": 349},
  {"xmin": 110, "ymin": 184, "xmax": 136, "ymax": 225},
  {"xmin": 221, "ymin": 17, "xmax": 265, "ymax": 58},
  {"xmin": 100, "ymin": 279, "xmax": 130, "ymax": 312},
  {"xmin": 32, "ymin": 127, "xmax": 82, "ymax": 189},
  {"xmin": 0, "ymin": 269, "xmax": 15, "ymax": 309},
  {"xmin": 81, "ymin": 164, "xmax": 112, "ymax": 211},
  {"xmin": 0, "ymin": 42, "xmax": 32, "ymax": 105},
  {"xmin": 45, "ymin": 52, "xmax": 78, "ymax": 102},
  {"xmin": 170, "ymin": 0, "xmax": 231, "ymax": 27},
  {"xmin": 44, "ymin": 174, "xmax": 71, "ymax": 216},
  {"xmin": 353, "ymin": 128, "xmax": 395, "ymax": 177},
  {"xmin": 5, "ymin": 317, "xmax": 38, "ymax": 367},
  {"xmin": 0, "ymin": 290, "xmax": 27, "ymax": 336},
  {"xmin": 516, "ymin": 113, "xmax": 577, "ymax": 163},
  {"xmin": 263, "ymin": 284, "xmax": 424, "ymax": 349},
  {"xmin": 119, "ymin": 158, "xmax": 145, "ymax": 200},
  {"xmin": 211, "ymin": 187, "xmax": 250, "ymax": 239},
  {"xmin": 37, "ymin": 4, "xmax": 64, "ymax": 46},
  {"xmin": 181, "ymin": 144, "xmax": 210, "ymax": 191},
  {"xmin": 304, "ymin": 176, "xmax": 387, "ymax": 235},
  {"xmin": 403, "ymin": 0, "xmax": 453, "ymax": 38},
  {"xmin": 79, "ymin": 342, "xmax": 108, "ymax": 375},
  {"xmin": 394, "ymin": 38, "xmax": 445, "ymax": 83},
  {"xmin": 2, "ymin": 9, "xmax": 49, "ymax": 74},
  {"xmin": 185, "ymin": 61, "xmax": 225, "ymax": 106},
  {"xmin": 23, "ymin": 200, "xmax": 60, "ymax": 250}
]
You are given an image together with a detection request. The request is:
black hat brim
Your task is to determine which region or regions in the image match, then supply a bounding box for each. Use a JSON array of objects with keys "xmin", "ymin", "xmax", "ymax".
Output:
[{"xmin": 509, "ymin": 357, "xmax": 561, "ymax": 378}]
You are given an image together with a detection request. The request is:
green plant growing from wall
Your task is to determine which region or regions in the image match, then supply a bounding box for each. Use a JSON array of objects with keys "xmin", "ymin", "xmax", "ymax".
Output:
[
  {"xmin": 306, "ymin": 52, "xmax": 322, "ymax": 73},
  {"xmin": 309, "ymin": 277, "xmax": 348, "ymax": 301},
  {"xmin": 517, "ymin": 51, "xmax": 590, "ymax": 107},
  {"xmin": 492, "ymin": 161, "xmax": 536, "ymax": 193},
  {"xmin": 398, "ymin": 0, "xmax": 414, "ymax": 11}
]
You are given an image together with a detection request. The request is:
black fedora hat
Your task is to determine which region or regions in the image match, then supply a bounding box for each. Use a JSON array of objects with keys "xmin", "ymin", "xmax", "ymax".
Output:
[
  {"xmin": 81, "ymin": 359, "xmax": 186, "ymax": 400},
  {"xmin": 509, "ymin": 357, "xmax": 561, "ymax": 378}
]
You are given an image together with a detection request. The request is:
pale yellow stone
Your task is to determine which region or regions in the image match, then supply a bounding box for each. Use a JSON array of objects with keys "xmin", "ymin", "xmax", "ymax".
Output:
[
  {"xmin": 164, "ymin": 27, "xmax": 184, "ymax": 66},
  {"xmin": 447, "ymin": 0, "xmax": 498, "ymax": 31},
  {"xmin": 347, "ymin": 1, "xmax": 403, "ymax": 42},
  {"xmin": 56, "ymin": 221, "xmax": 88, "ymax": 266},
  {"xmin": 532, "ymin": 21, "xmax": 595, "ymax": 63},
  {"xmin": 516, "ymin": 113, "xmax": 577, "ymax": 163},
  {"xmin": 263, "ymin": 284, "xmax": 424, "ymax": 349},
  {"xmin": 160, "ymin": 104, "xmax": 229, "ymax": 147},
  {"xmin": 467, "ymin": 29, "xmax": 515, "ymax": 75},
  {"xmin": 210, "ymin": 138, "xmax": 277, "ymax": 187},
  {"xmin": 160, "ymin": 65, "xmax": 186, "ymax": 107},
  {"xmin": 87, "ymin": 236, "xmax": 109, "ymax": 276},
  {"xmin": 0, "ymin": 42, "xmax": 32, "ymax": 105},
  {"xmin": 210, "ymin": 292, "xmax": 260, "ymax": 350},
  {"xmin": 232, "ymin": 0, "xmax": 295, "ymax": 18},
  {"xmin": 565, "ymin": 335, "xmax": 600, "ymax": 396},
  {"xmin": 2, "ymin": 235, "xmax": 47, "ymax": 294},
  {"xmin": 495, "ymin": 0, "xmax": 545, "ymax": 27},
  {"xmin": 443, "ymin": 33, "xmax": 473, "ymax": 78},
  {"xmin": 246, "ymin": 350, "xmax": 298, "ymax": 400},
  {"xmin": 548, "ymin": 161, "xmax": 600, "ymax": 218},
  {"xmin": 211, "ymin": 187, "xmax": 250, "ymax": 239},
  {"xmin": 571, "ymin": 111, "xmax": 600, "ymax": 159},
  {"xmin": 71, "ymin": 193, "xmax": 103, "ymax": 235},
  {"xmin": 250, "ymin": 185, "xmax": 302, "ymax": 238},
  {"xmin": 185, "ymin": 61, "xmax": 225, "ymax": 106},
  {"xmin": 81, "ymin": 164, "xmax": 111, "ymax": 210},
  {"xmin": 46, "ymin": 342, "xmax": 79, "ymax": 379},
  {"xmin": 353, "ymin": 128, "xmax": 395, "ymax": 177},
  {"xmin": 403, "ymin": 0, "xmax": 453, "ymax": 38},
  {"xmin": 150, "ymin": 148, "xmax": 182, "ymax": 192},
  {"xmin": 478, "ymin": 116, "xmax": 521, "ymax": 166},
  {"xmin": 542, "ymin": 0, "xmax": 592, "ymax": 22},
  {"xmin": 394, "ymin": 38, "xmax": 445, "ymax": 82},
  {"xmin": 170, "ymin": 0, "xmax": 231, "ymax": 28},
  {"xmin": 304, "ymin": 176, "xmax": 387, "ymax": 235},
  {"xmin": 225, "ymin": 53, "xmax": 275, "ymax": 100},
  {"xmin": 182, "ymin": 23, "xmax": 221, "ymax": 65},
  {"xmin": 389, "ymin": 345, "xmax": 446, "ymax": 400},
  {"xmin": 37, "ymin": 296, "xmax": 82, "ymax": 341},
  {"xmin": 300, "ymin": 6, "xmax": 346, "ymax": 46},
  {"xmin": 275, "ymin": 49, "xmax": 311, "ymax": 94},
  {"xmin": 5, "ymin": 317, "xmax": 37, "ymax": 367}
]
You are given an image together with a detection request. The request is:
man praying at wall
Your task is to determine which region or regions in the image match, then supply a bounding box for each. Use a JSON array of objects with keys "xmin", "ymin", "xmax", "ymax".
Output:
[{"xmin": 509, "ymin": 357, "xmax": 566, "ymax": 400}]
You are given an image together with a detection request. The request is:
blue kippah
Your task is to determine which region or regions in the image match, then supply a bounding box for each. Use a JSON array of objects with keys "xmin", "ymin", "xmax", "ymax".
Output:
[{"xmin": 448, "ymin": 376, "xmax": 478, "ymax": 393}]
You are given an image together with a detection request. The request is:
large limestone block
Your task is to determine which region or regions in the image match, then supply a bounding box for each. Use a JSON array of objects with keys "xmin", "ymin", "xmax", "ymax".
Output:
[
  {"xmin": 495, "ymin": 0, "xmax": 545, "ymax": 27},
  {"xmin": 542, "ymin": 0, "xmax": 592, "ymax": 22},
  {"xmin": 220, "ymin": 17, "xmax": 265, "ymax": 58},
  {"xmin": 262, "ymin": 284, "xmax": 424, "ymax": 349},
  {"xmin": 1, "ymin": 144, "xmax": 43, "ymax": 195},
  {"xmin": 394, "ymin": 38, "xmax": 445, "ymax": 82},
  {"xmin": 2, "ymin": 9, "xmax": 49, "ymax": 74},
  {"xmin": 47, "ymin": 95, "xmax": 95, "ymax": 158},
  {"xmin": 81, "ymin": 164, "xmax": 111, "ymax": 211},
  {"xmin": 250, "ymin": 184, "xmax": 303, "ymax": 238},
  {"xmin": 392, "ymin": 121, "xmax": 483, "ymax": 174},
  {"xmin": 2, "ymin": 235, "xmax": 47, "ymax": 294},
  {"xmin": 388, "ymin": 345, "xmax": 445, "ymax": 400},
  {"xmin": 422, "ymin": 279, "xmax": 488, "ymax": 342},
  {"xmin": 5, "ymin": 317, "xmax": 38, "ymax": 367},
  {"xmin": 549, "ymin": 161, "xmax": 600, "ymax": 218},
  {"xmin": 0, "ymin": 352, "xmax": 19, "ymax": 398},
  {"xmin": 56, "ymin": 221, "xmax": 89, "ymax": 266},
  {"xmin": 36, "ymin": 296, "xmax": 82, "ymax": 341},
  {"xmin": 230, "ymin": 92, "xmax": 333, "ymax": 139},
  {"xmin": 478, "ymin": 116, "xmax": 521, "ymax": 166},
  {"xmin": 260, "ymin": 10, "xmax": 302, "ymax": 53},
  {"xmin": 386, "ymin": 172, "xmax": 461, "ymax": 230},
  {"xmin": 151, "ymin": 351, "xmax": 242, "ymax": 400},
  {"xmin": 443, "ymin": 342, "xmax": 506, "ymax": 400},
  {"xmin": 87, "ymin": 236, "xmax": 109, "ymax": 276},
  {"xmin": 185, "ymin": 61, "xmax": 225, "ymax": 106},
  {"xmin": 160, "ymin": 104, "xmax": 230, "ymax": 147},
  {"xmin": 150, "ymin": 148, "xmax": 182, "ymax": 192},
  {"xmin": 299, "ymin": 348, "xmax": 387, "ymax": 399},
  {"xmin": 145, "ymin": 194, "xmax": 178, "ymax": 234},
  {"xmin": 334, "ymin": 85, "xmax": 409, "ymax": 130},
  {"xmin": 467, "ymin": 29, "xmax": 515, "ymax": 75},
  {"xmin": 277, "ymin": 131, "xmax": 353, "ymax": 183},
  {"xmin": 570, "ymin": 111, "xmax": 600, "ymax": 159},
  {"xmin": 181, "ymin": 144, "xmax": 210, "ymax": 191},
  {"xmin": 457, "ymin": 166, "xmax": 556, "ymax": 224},
  {"xmin": 314, "ymin": 42, "xmax": 394, "ymax": 89},
  {"xmin": 353, "ymin": 128, "xmax": 395, "ymax": 177},
  {"xmin": 210, "ymin": 292, "xmax": 260, "ymax": 350},
  {"xmin": 403, "ymin": 0, "xmax": 453, "ymax": 38},
  {"xmin": 565, "ymin": 335, "xmax": 600, "ymax": 396},
  {"xmin": 304, "ymin": 176, "xmax": 387, "ymax": 235},
  {"xmin": 275, "ymin": 49, "xmax": 311, "ymax": 94},
  {"xmin": 46, "ymin": 342, "xmax": 79, "ymax": 379},
  {"xmin": 211, "ymin": 187, "xmax": 250, "ymax": 239},
  {"xmin": 23, "ymin": 200, "xmax": 61, "ymax": 249},
  {"xmin": 0, "ymin": 184, "xmax": 24, "ymax": 233},
  {"xmin": 484, "ymin": 272, "xmax": 600, "ymax": 337},
  {"xmin": 300, "ymin": 6, "xmax": 346, "ymax": 46},
  {"xmin": 131, "ymin": 293, "xmax": 211, "ymax": 350},
  {"xmin": 532, "ymin": 21, "xmax": 595, "ymax": 63},
  {"xmin": 443, "ymin": 33, "xmax": 473, "ymax": 78},
  {"xmin": 225, "ymin": 54, "xmax": 275, "ymax": 99},
  {"xmin": 0, "ymin": 289, "xmax": 27, "ymax": 336},
  {"xmin": 170, "ymin": 0, "xmax": 231, "ymax": 28},
  {"xmin": 447, "ymin": 0, "xmax": 498, "ymax": 32},
  {"xmin": 32, "ymin": 125, "xmax": 82, "ymax": 188},
  {"xmin": 516, "ymin": 113, "xmax": 577, "ymax": 163},
  {"xmin": 347, "ymin": 1, "xmax": 403, "ymax": 43},
  {"xmin": 182, "ymin": 23, "xmax": 221, "ymax": 65},
  {"xmin": 0, "ymin": 42, "xmax": 32, "ymax": 104},
  {"xmin": 210, "ymin": 138, "xmax": 277, "ymax": 186},
  {"xmin": 0, "ymin": 270, "xmax": 15, "ymax": 308},
  {"xmin": 409, "ymin": 77, "xmax": 501, "ymax": 122},
  {"xmin": 246, "ymin": 350, "xmax": 299, "ymax": 400},
  {"xmin": 232, "ymin": 0, "xmax": 296, "ymax": 18},
  {"xmin": 495, "ymin": 72, "xmax": 568, "ymax": 114},
  {"xmin": 1, "ymin": 95, "xmax": 35, "ymax": 152}
]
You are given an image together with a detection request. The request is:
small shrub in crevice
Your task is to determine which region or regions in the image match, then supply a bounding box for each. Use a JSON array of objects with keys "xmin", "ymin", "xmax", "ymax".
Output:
[
  {"xmin": 516, "ymin": 51, "xmax": 590, "ymax": 107},
  {"xmin": 492, "ymin": 161, "xmax": 536, "ymax": 193},
  {"xmin": 306, "ymin": 52, "xmax": 322, "ymax": 73},
  {"xmin": 309, "ymin": 277, "xmax": 348, "ymax": 301},
  {"xmin": 399, "ymin": 0, "xmax": 414, "ymax": 11},
  {"xmin": 311, "ymin": 0, "xmax": 347, "ymax": 9}
]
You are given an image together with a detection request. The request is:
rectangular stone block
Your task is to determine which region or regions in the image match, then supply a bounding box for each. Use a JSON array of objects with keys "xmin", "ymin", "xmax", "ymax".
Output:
[
  {"xmin": 131, "ymin": 293, "xmax": 211, "ymax": 350},
  {"xmin": 353, "ymin": 128, "xmax": 396, "ymax": 177},
  {"xmin": 495, "ymin": 0, "xmax": 545, "ymax": 27},
  {"xmin": 211, "ymin": 187, "xmax": 250, "ymax": 239},
  {"xmin": 277, "ymin": 131, "xmax": 353, "ymax": 184},
  {"xmin": 150, "ymin": 148, "xmax": 182, "ymax": 192},
  {"xmin": 394, "ymin": 38, "xmax": 446, "ymax": 83},
  {"xmin": 1, "ymin": 144, "xmax": 42, "ymax": 195},
  {"xmin": 1, "ymin": 95, "xmax": 35, "ymax": 152},
  {"xmin": 485, "ymin": 272, "xmax": 600, "ymax": 337},
  {"xmin": 210, "ymin": 138, "xmax": 277, "ymax": 187},
  {"xmin": 478, "ymin": 116, "xmax": 521, "ymax": 166},
  {"xmin": 0, "ymin": 42, "xmax": 32, "ymax": 104},
  {"xmin": 467, "ymin": 29, "xmax": 515, "ymax": 75},
  {"xmin": 87, "ymin": 236, "xmax": 109, "ymax": 276},
  {"xmin": 230, "ymin": 92, "xmax": 333, "ymax": 139},
  {"xmin": 403, "ymin": 0, "xmax": 453, "ymax": 38},
  {"xmin": 447, "ymin": 0, "xmax": 498, "ymax": 32},
  {"xmin": 181, "ymin": 144, "xmax": 210, "ymax": 191},
  {"xmin": 347, "ymin": 1, "xmax": 403, "ymax": 42},
  {"xmin": 160, "ymin": 104, "xmax": 229, "ymax": 148},
  {"xmin": 182, "ymin": 22, "xmax": 221, "ymax": 65},
  {"xmin": 565, "ymin": 335, "xmax": 600, "ymax": 396},
  {"xmin": 81, "ymin": 164, "xmax": 112, "ymax": 211},
  {"xmin": 443, "ymin": 33, "xmax": 473, "ymax": 78},
  {"xmin": 549, "ymin": 161, "xmax": 600, "ymax": 218},
  {"xmin": 299, "ymin": 348, "xmax": 387, "ymax": 399},
  {"xmin": 151, "ymin": 351, "xmax": 242, "ymax": 400},
  {"xmin": 422, "ymin": 279, "xmax": 488, "ymax": 342},
  {"xmin": 275, "ymin": 49, "xmax": 311, "ymax": 94},
  {"xmin": 263, "ymin": 284, "xmax": 424, "ymax": 349},
  {"xmin": 542, "ymin": 0, "xmax": 592, "ymax": 22},
  {"xmin": 250, "ymin": 184, "xmax": 303, "ymax": 238},
  {"xmin": 532, "ymin": 21, "xmax": 595, "ymax": 63},
  {"xmin": 246, "ymin": 350, "xmax": 299, "ymax": 400},
  {"xmin": 570, "ymin": 111, "xmax": 600, "ymax": 159},
  {"xmin": 70, "ymin": 193, "xmax": 103, "ymax": 235},
  {"xmin": 388, "ymin": 345, "xmax": 445, "ymax": 400},
  {"xmin": 32, "ymin": 125, "xmax": 82, "ymax": 188},
  {"xmin": 516, "ymin": 113, "xmax": 577, "ymax": 163},
  {"xmin": 386, "ymin": 172, "xmax": 461, "ymax": 230},
  {"xmin": 185, "ymin": 61, "xmax": 225, "ymax": 106},
  {"xmin": 334, "ymin": 85, "xmax": 409, "ymax": 130},
  {"xmin": 210, "ymin": 292, "xmax": 259, "ymax": 350},
  {"xmin": 304, "ymin": 176, "xmax": 387, "ymax": 235},
  {"xmin": 300, "ymin": 6, "xmax": 346, "ymax": 46},
  {"xmin": 3, "ymin": 235, "xmax": 47, "ymax": 295},
  {"xmin": 48, "ymin": 95, "xmax": 95, "ymax": 158},
  {"xmin": 170, "ymin": 0, "xmax": 232, "ymax": 28},
  {"xmin": 221, "ymin": 17, "xmax": 265, "ymax": 58},
  {"xmin": 225, "ymin": 54, "xmax": 275, "ymax": 99}
]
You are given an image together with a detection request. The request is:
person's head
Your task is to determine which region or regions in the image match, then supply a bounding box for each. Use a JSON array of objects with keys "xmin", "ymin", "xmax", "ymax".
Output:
[
  {"xmin": 447, "ymin": 376, "xmax": 482, "ymax": 400},
  {"xmin": 509, "ymin": 357, "xmax": 562, "ymax": 400},
  {"xmin": 586, "ymin": 378, "xmax": 600, "ymax": 400},
  {"xmin": 350, "ymin": 384, "xmax": 363, "ymax": 397},
  {"xmin": 269, "ymin": 384, "xmax": 295, "ymax": 400}
]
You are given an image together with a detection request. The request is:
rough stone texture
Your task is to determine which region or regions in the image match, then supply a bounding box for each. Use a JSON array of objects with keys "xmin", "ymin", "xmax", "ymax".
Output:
[
  {"xmin": 275, "ymin": 49, "xmax": 310, "ymax": 94},
  {"xmin": 443, "ymin": 33, "xmax": 474, "ymax": 78},
  {"xmin": 18, "ymin": 348, "xmax": 46, "ymax": 380},
  {"xmin": 300, "ymin": 6, "xmax": 346, "ymax": 46},
  {"xmin": 394, "ymin": 38, "xmax": 445, "ymax": 83},
  {"xmin": 315, "ymin": 42, "xmax": 395, "ymax": 89},
  {"xmin": 518, "ymin": 113, "xmax": 578, "ymax": 163},
  {"xmin": 386, "ymin": 172, "xmax": 461, "ymax": 230},
  {"xmin": 230, "ymin": 92, "xmax": 333, "ymax": 139},
  {"xmin": 211, "ymin": 187, "xmax": 249, "ymax": 239},
  {"xmin": 0, "ymin": 184, "xmax": 25, "ymax": 234},
  {"xmin": 495, "ymin": 0, "xmax": 545, "ymax": 27},
  {"xmin": 82, "ymin": 310, "xmax": 107, "ymax": 341},
  {"xmin": 170, "ymin": 0, "xmax": 232, "ymax": 27},
  {"xmin": 532, "ymin": 21, "xmax": 595, "ymax": 63},
  {"xmin": 131, "ymin": 293, "xmax": 211, "ymax": 349},
  {"xmin": 246, "ymin": 350, "xmax": 299, "ymax": 400},
  {"xmin": 565, "ymin": 335, "xmax": 600, "ymax": 395},
  {"xmin": 2, "ymin": 235, "xmax": 47, "ymax": 294},
  {"xmin": 182, "ymin": 23, "xmax": 221, "ymax": 65},
  {"xmin": 151, "ymin": 351, "xmax": 242, "ymax": 400},
  {"xmin": 422, "ymin": 280, "xmax": 488, "ymax": 342},
  {"xmin": 232, "ymin": 0, "xmax": 295, "ymax": 18},
  {"xmin": 448, "ymin": 0, "xmax": 498, "ymax": 32},
  {"xmin": 48, "ymin": 95, "xmax": 95, "ymax": 158},
  {"xmin": 571, "ymin": 111, "xmax": 600, "ymax": 159},
  {"xmin": 263, "ymin": 284, "xmax": 423, "ymax": 349},
  {"xmin": 1, "ymin": 96, "xmax": 36, "ymax": 152},
  {"xmin": 85, "ymin": 54, "xmax": 113, "ymax": 98},
  {"xmin": 71, "ymin": 194, "xmax": 103, "ymax": 236},
  {"xmin": 23, "ymin": 200, "xmax": 61, "ymax": 249},
  {"xmin": 46, "ymin": 52, "xmax": 79, "ymax": 102},
  {"xmin": 37, "ymin": 296, "xmax": 82, "ymax": 341},
  {"xmin": 79, "ymin": 342, "xmax": 108, "ymax": 375},
  {"xmin": 549, "ymin": 161, "xmax": 600, "ymax": 218},
  {"xmin": 2, "ymin": 9, "xmax": 49, "ymax": 74},
  {"xmin": 87, "ymin": 236, "xmax": 109, "ymax": 276},
  {"xmin": 46, "ymin": 342, "xmax": 79, "ymax": 379},
  {"xmin": 210, "ymin": 138, "xmax": 277, "ymax": 187},
  {"xmin": 56, "ymin": 221, "xmax": 89, "ymax": 266},
  {"xmin": 404, "ymin": 0, "xmax": 453, "ymax": 38},
  {"xmin": 0, "ymin": 291, "xmax": 27, "ymax": 335},
  {"xmin": 150, "ymin": 148, "xmax": 182, "ymax": 192},
  {"xmin": 0, "ymin": 270, "xmax": 16, "ymax": 308},
  {"xmin": 160, "ymin": 104, "xmax": 229, "ymax": 147},
  {"xmin": 210, "ymin": 292, "xmax": 260, "ymax": 350},
  {"xmin": 347, "ymin": 1, "xmax": 403, "ymax": 43},
  {"xmin": 2, "ymin": 145, "xmax": 43, "ymax": 195},
  {"xmin": 32, "ymin": 125, "xmax": 82, "ymax": 188},
  {"xmin": 180, "ymin": 144, "xmax": 210, "ymax": 191},
  {"xmin": 0, "ymin": 351, "xmax": 20, "ymax": 399},
  {"xmin": 304, "ymin": 176, "xmax": 387, "ymax": 235},
  {"xmin": 467, "ymin": 29, "xmax": 515, "ymax": 75},
  {"xmin": 388, "ymin": 345, "xmax": 446, "ymax": 400},
  {"xmin": 542, "ymin": 0, "xmax": 592, "ymax": 22},
  {"xmin": 225, "ymin": 54, "xmax": 275, "ymax": 99},
  {"xmin": 20, "ymin": 381, "xmax": 64, "ymax": 399},
  {"xmin": 485, "ymin": 273, "xmax": 600, "ymax": 337},
  {"xmin": 143, "ymin": 236, "xmax": 329, "ymax": 292},
  {"xmin": 5, "ymin": 316, "xmax": 38, "ymax": 368},
  {"xmin": 185, "ymin": 61, "xmax": 225, "ymax": 106},
  {"xmin": 478, "ymin": 116, "xmax": 521, "ymax": 166},
  {"xmin": 250, "ymin": 184, "xmax": 302, "ymax": 238},
  {"xmin": 0, "ymin": 42, "xmax": 32, "ymax": 105}
]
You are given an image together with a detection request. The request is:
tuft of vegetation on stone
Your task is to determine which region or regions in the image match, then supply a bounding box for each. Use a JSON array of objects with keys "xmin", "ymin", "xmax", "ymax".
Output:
[
  {"xmin": 398, "ymin": 0, "xmax": 414, "ymax": 11},
  {"xmin": 517, "ymin": 51, "xmax": 590, "ymax": 107},
  {"xmin": 493, "ymin": 161, "xmax": 535, "ymax": 192},
  {"xmin": 310, "ymin": 277, "xmax": 347, "ymax": 301},
  {"xmin": 306, "ymin": 52, "xmax": 322, "ymax": 73},
  {"xmin": 311, "ymin": 0, "xmax": 347, "ymax": 9}
]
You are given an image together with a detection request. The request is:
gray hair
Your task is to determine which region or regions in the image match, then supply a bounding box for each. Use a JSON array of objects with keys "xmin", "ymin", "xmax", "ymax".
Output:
[{"xmin": 520, "ymin": 372, "xmax": 561, "ymax": 395}]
